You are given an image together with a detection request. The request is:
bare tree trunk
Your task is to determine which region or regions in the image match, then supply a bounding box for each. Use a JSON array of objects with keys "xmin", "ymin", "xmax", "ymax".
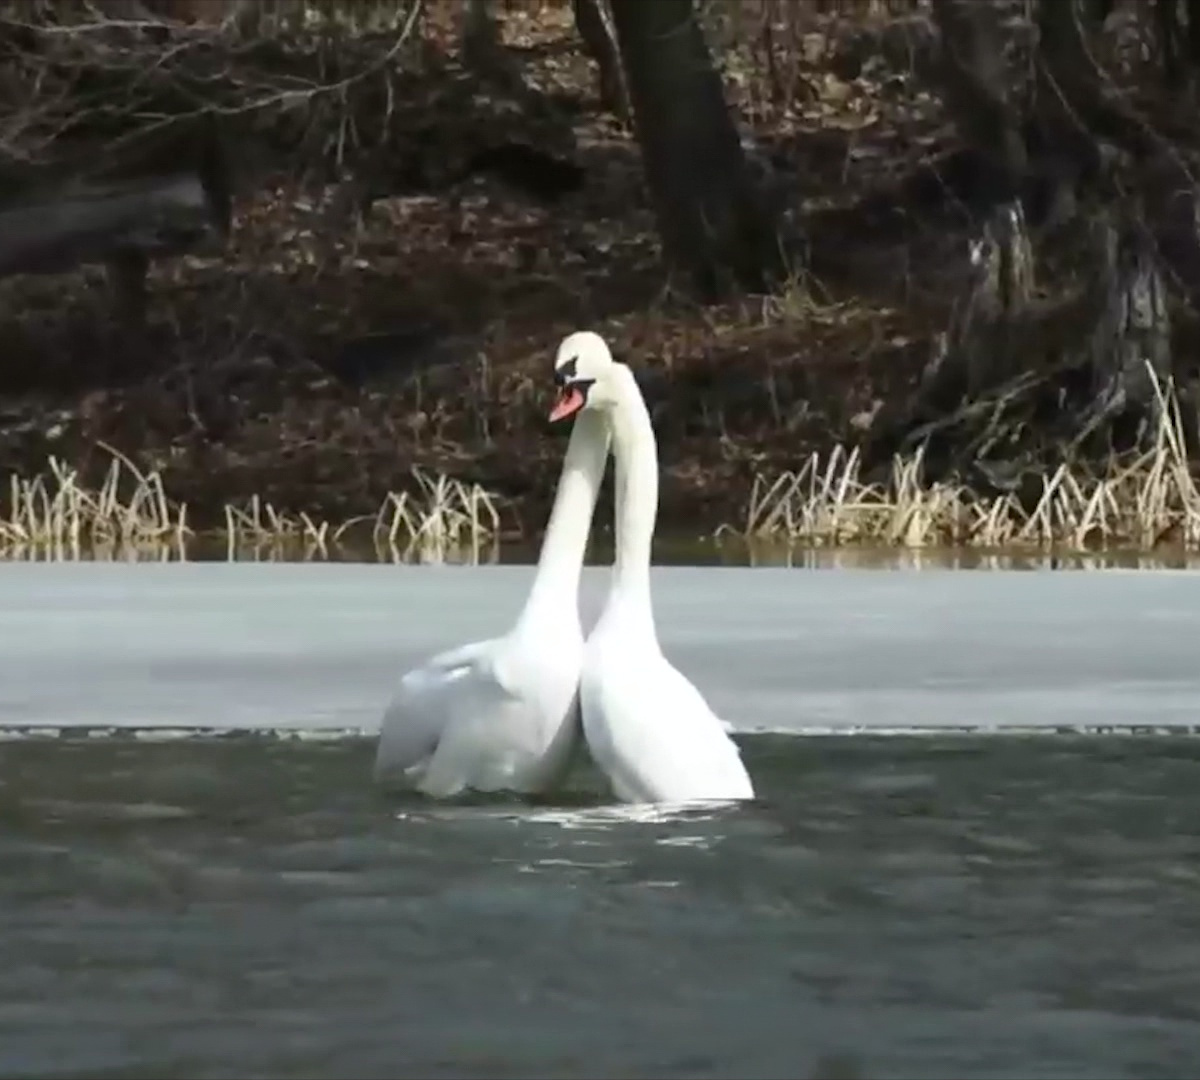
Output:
[
  {"xmin": 571, "ymin": 0, "xmax": 629, "ymax": 120},
  {"xmin": 1155, "ymin": 0, "xmax": 1185, "ymax": 89},
  {"xmin": 461, "ymin": 0, "xmax": 500, "ymax": 63},
  {"xmin": 0, "ymin": 172, "xmax": 226, "ymax": 280},
  {"xmin": 1035, "ymin": 0, "xmax": 1150, "ymax": 161},
  {"xmin": 1189, "ymin": 0, "xmax": 1200, "ymax": 77},
  {"xmin": 460, "ymin": 0, "xmax": 522, "ymax": 90},
  {"xmin": 865, "ymin": 201, "xmax": 1173, "ymax": 484},
  {"xmin": 929, "ymin": 0, "xmax": 1026, "ymax": 205},
  {"xmin": 0, "ymin": 106, "xmax": 230, "ymax": 333},
  {"xmin": 929, "ymin": 0, "xmax": 1135, "ymax": 230},
  {"xmin": 1034, "ymin": 0, "xmax": 1105, "ymax": 172},
  {"xmin": 609, "ymin": 0, "xmax": 780, "ymax": 300},
  {"xmin": 864, "ymin": 0, "xmax": 1194, "ymax": 489}
]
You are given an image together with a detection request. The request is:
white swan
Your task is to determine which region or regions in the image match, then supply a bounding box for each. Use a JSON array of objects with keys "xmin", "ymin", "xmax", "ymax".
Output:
[
  {"xmin": 372, "ymin": 406, "xmax": 610, "ymax": 798},
  {"xmin": 548, "ymin": 331, "xmax": 756, "ymax": 805}
]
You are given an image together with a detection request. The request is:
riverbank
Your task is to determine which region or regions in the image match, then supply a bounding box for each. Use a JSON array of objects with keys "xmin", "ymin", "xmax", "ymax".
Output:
[
  {"xmin": 4, "ymin": 533, "xmax": 1200, "ymax": 570},
  {"xmin": 1, "ymin": 2, "xmax": 1197, "ymax": 554},
  {"xmin": 0, "ymin": 170, "xmax": 933, "ymax": 546},
  {"xmin": 0, "ymin": 2, "xmax": 952, "ymax": 546}
]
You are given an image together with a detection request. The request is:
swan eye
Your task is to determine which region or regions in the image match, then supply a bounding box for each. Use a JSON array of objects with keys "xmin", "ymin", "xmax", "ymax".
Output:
[{"xmin": 554, "ymin": 356, "xmax": 578, "ymax": 386}]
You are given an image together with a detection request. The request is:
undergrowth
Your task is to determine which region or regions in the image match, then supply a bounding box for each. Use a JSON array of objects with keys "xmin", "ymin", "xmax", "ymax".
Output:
[
  {"xmin": 736, "ymin": 375, "xmax": 1200, "ymax": 552},
  {"xmin": 1, "ymin": 1, "xmax": 1197, "ymax": 559}
]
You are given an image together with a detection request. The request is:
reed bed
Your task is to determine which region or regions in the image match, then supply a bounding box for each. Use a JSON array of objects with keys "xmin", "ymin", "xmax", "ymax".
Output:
[
  {"xmin": 0, "ymin": 451, "xmax": 501, "ymax": 563},
  {"xmin": 739, "ymin": 380, "xmax": 1200, "ymax": 551},
  {"xmin": 0, "ymin": 446, "xmax": 189, "ymax": 560}
]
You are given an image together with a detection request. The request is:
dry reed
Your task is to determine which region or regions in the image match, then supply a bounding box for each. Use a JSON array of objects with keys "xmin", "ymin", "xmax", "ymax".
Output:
[
  {"xmin": 0, "ymin": 449, "xmax": 500, "ymax": 563},
  {"xmin": 0, "ymin": 444, "xmax": 189, "ymax": 559},
  {"xmin": 10, "ymin": 377, "xmax": 1200, "ymax": 561},
  {"xmin": 736, "ymin": 373, "xmax": 1200, "ymax": 551}
]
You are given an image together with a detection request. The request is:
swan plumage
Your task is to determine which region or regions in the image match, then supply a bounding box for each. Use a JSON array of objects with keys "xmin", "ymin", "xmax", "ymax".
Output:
[
  {"xmin": 373, "ymin": 408, "xmax": 609, "ymax": 798},
  {"xmin": 547, "ymin": 331, "xmax": 755, "ymax": 805}
]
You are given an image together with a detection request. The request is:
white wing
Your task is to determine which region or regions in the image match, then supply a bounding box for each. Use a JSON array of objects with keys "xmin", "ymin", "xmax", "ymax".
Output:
[
  {"xmin": 374, "ymin": 631, "xmax": 584, "ymax": 798},
  {"xmin": 372, "ymin": 637, "xmax": 500, "ymax": 787}
]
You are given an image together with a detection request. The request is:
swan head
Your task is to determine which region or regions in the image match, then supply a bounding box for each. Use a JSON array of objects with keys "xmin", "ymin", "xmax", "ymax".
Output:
[{"xmin": 548, "ymin": 330, "xmax": 618, "ymax": 423}]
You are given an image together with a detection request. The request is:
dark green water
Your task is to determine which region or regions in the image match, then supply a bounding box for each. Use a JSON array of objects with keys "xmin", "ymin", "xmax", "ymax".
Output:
[{"xmin": 2, "ymin": 734, "xmax": 1199, "ymax": 1079}]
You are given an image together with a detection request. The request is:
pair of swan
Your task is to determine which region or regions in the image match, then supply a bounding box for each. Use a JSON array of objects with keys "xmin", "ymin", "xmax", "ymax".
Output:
[{"xmin": 373, "ymin": 331, "xmax": 754, "ymax": 805}]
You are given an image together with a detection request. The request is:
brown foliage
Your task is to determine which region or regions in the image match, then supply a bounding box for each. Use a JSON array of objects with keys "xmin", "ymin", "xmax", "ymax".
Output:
[{"xmin": 0, "ymin": 0, "xmax": 1198, "ymax": 546}]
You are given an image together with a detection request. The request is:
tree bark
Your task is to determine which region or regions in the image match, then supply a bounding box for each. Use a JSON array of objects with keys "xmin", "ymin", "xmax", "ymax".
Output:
[
  {"xmin": 461, "ymin": 0, "xmax": 501, "ymax": 64},
  {"xmin": 929, "ymin": 0, "xmax": 1026, "ymax": 205},
  {"xmin": 1155, "ymin": 0, "xmax": 1185, "ymax": 89},
  {"xmin": 1034, "ymin": 0, "xmax": 1104, "ymax": 169},
  {"xmin": 1035, "ymin": 0, "xmax": 1152, "ymax": 165},
  {"xmin": 609, "ymin": 0, "xmax": 780, "ymax": 300},
  {"xmin": 865, "ymin": 202, "xmax": 1174, "ymax": 483},
  {"xmin": 1189, "ymin": 0, "xmax": 1200, "ymax": 76},
  {"xmin": 929, "ymin": 0, "xmax": 1140, "ymax": 231},
  {"xmin": 571, "ymin": 0, "xmax": 629, "ymax": 120},
  {"xmin": 0, "ymin": 171, "xmax": 226, "ymax": 280},
  {"xmin": 460, "ymin": 0, "xmax": 523, "ymax": 91}
]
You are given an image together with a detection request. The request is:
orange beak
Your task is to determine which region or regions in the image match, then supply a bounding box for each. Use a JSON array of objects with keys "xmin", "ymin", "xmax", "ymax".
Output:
[{"xmin": 548, "ymin": 385, "xmax": 586, "ymax": 423}]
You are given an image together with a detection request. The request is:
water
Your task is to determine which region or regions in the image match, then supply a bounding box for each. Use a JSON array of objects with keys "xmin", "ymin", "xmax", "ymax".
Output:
[
  {"xmin": 2, "ymin": 733, "xmax": 1199, "ymax": 1079},
  {"xmin": 4, "ymin": 558, "xmax": 1200, "ymax": 1077},
  {"xmin": 4, "ymin": 561, "xmax": 1200, "ymax": 734},
  {"xmin": 11, "ymin": 536, "xmax": 1200, "ymax": 571}
]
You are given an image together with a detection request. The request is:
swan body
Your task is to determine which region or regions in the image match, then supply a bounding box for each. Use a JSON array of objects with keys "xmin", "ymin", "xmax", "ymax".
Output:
[
  {"xmin": 549, "ymin": 331, "xmax": 755, "ymax": 805},
  {"xmin": 580, "ymin": 605, "xmax": 756, "ymax": 803},
  {"xmin": 373, "ymin": 409, "xmax": 609, "ymax": 798}
]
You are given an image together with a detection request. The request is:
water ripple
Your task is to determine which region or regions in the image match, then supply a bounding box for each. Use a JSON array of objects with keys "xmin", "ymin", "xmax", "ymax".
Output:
[{"xmin": 2, "ymin": 734, "xmax": 1200, "ymax": 1079}]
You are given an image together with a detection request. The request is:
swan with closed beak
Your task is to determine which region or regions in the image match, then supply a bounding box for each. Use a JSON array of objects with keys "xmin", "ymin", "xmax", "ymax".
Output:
[
  {"xmin": 548, "ymin": 330, "xmax": 756, "ymax": 805},
  {"xmin": 373, "ymin": 401, "xmax": 610, "ymax": 798}
]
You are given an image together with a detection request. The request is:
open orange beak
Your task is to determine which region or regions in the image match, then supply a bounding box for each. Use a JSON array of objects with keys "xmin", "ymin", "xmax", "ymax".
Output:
[{"xmin": 548, "ymin": 385, "xmax": 586, "ymax": 423}]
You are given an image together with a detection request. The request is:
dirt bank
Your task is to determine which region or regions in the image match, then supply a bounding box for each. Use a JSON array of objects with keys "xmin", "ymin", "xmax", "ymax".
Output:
[{"xmin": 0, "ymin": 4, "xmax": 978, "ymax": 542}]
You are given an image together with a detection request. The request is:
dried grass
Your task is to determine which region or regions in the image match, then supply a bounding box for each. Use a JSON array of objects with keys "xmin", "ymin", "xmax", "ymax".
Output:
[
  {"xmin": 0, "ymin": 448, "xmax": 500, "ymax": 563},
  {"xmin": 736, "ymin": 374, "xmax": 1200, "ymax": 552},
  {"xmin": 0, "ymin": 444, "xmax": 189, "ymax": 559}
]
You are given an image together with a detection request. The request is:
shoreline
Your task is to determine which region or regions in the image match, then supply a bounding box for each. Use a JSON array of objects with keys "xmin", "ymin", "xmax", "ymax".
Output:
[
  {"xmin": 3, "ymin": 521, "xmax": 1200, "ymax": 572},
  {"xmin": 2, "ymin": 6, "xmax": 1198, "ymax": 556},
  {"xmin": 5, "ymin": 409, "xmax": 1200, "ymax": 557}
]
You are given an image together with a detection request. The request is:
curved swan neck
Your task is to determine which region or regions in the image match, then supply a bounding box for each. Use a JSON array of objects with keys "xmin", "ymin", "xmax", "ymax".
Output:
[
  {"xmin": 608, "ymin": 365, "xmax": 658, "ymax": 608},
  {"xmin": 518, "ymin": 409, "xmax": 609, "ymax": 625}
]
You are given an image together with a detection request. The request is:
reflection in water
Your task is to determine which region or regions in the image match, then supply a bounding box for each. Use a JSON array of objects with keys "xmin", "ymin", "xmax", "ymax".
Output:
[
  {"xmin": 0, "ymin": 535, "xmax": 506, "ymax": 567},
  {"xmin": 2, "ymin": 733, "xmax": 1200, "ymax": 1079},
  {"xmin": 3, "ymin": 533, "xmax": 1200, "ymax": 569},
  {"xmin": 728, "ymin": 540, "xmax": 1200, "ymax": 572}
]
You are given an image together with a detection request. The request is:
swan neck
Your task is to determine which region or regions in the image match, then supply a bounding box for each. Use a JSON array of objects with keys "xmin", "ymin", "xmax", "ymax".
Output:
[
  {"xmin": 609, "ymin": 366, "xmax": 658, "ymax": 606},
  {"xmin": 519, "ymin": 409, "xmax": 609, "ymax": 624}
]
